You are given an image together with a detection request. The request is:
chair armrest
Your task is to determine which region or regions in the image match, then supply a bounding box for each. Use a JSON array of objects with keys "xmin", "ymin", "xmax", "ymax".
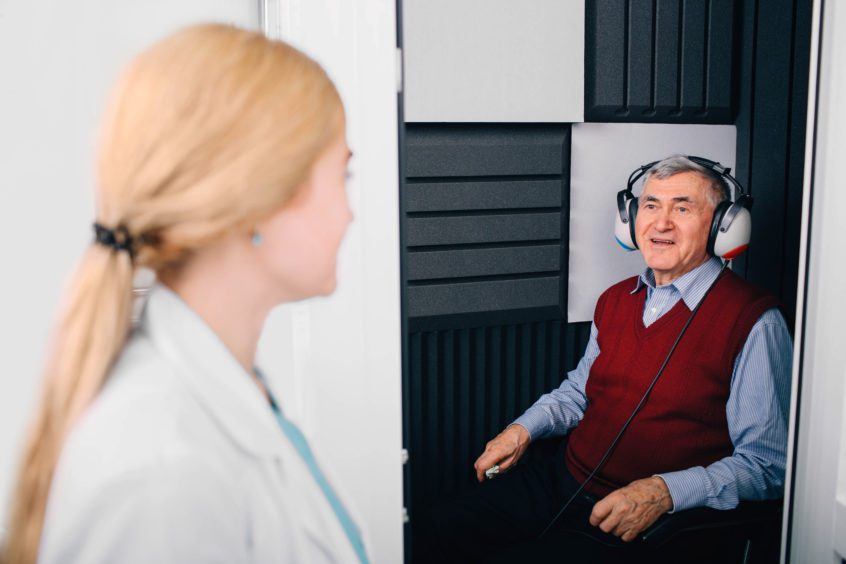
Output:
[{"xmin": 641, "ymin": 499, "xmax": 783, "ymax": 546}]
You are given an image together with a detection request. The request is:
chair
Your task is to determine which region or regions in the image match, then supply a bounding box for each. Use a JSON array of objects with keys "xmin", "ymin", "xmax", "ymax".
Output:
[
  {"xmin": 641, "ymin": 499, "xmax": 783, "ymax": 564},
  {"xmin": 522, "ymin": 438, "xmax": 784, "ymax": 563}
]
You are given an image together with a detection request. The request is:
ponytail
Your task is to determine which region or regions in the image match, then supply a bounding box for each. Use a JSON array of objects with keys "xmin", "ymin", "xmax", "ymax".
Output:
[{"xmin": 3, "ymin": 243, "xmax": 135, "ymax": 564}]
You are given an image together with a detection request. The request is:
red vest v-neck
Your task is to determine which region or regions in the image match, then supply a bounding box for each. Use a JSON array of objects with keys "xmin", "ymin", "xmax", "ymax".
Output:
[{"xmin": 565, "ymin": 270, "xmax": 779, "ymax": 497}]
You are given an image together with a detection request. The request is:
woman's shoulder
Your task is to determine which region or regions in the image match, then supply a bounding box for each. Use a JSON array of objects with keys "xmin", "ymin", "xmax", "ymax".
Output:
[
  {"xmin": 57, "ymin": 331, "xmax": 241, "ymax": 489},
  {"xmin": 41, "ymin": 331, "xmax": 259, "ymax": 561}
]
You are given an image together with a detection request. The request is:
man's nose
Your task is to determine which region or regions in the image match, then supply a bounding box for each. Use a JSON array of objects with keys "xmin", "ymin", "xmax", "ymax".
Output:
[{"xmin": 654, "ymin": 209, "xmax": 674, "ymax": 230}]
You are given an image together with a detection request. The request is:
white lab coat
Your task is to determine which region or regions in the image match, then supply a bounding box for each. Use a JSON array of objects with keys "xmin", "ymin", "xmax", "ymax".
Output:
[{"xmin": 39, "ymin": 284, "xmax": 363, "ymax": 563}]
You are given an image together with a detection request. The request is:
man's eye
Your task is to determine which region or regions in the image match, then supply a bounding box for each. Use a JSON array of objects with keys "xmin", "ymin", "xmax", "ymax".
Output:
[{"xmin": 676, "ymin": 207, "xmax": 689, "ymax": 213}]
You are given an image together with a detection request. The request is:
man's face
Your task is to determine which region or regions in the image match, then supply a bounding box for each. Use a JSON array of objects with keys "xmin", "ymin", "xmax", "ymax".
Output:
[{"xmin": 634, "ymin": 171, "xmax": 715, "ymax": 285}]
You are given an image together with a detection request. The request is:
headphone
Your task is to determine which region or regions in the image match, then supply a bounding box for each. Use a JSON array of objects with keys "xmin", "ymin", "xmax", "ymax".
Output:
[{"xmin": 613, "ymin": 156, "xmax": 753, "ymax": 260}]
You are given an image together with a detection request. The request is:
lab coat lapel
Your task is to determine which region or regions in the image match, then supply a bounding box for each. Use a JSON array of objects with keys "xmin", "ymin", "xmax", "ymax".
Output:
[{"xmin": 141, "ymin": 283, "xmax": 284, "ymax": 458}]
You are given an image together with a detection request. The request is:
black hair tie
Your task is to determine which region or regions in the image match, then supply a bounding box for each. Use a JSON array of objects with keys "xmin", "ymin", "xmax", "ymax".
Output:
[{"xmin": 93, "ymin": 222, "xmax": 136, "ymax": 260}]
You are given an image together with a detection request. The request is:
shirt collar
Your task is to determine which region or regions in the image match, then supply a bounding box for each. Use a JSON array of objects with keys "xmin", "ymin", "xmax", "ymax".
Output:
[
  {"xmin": 139, "ymin": 282, "xmax": 286, "ymax": 459},
  {"xmin": 631, "ymin": 257, "xmax": 724, "ymax": 310}
]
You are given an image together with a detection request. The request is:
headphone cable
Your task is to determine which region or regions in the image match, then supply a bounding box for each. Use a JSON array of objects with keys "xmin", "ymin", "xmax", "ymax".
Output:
[{"xmin": 537, "ymin": 260, "xmax": 730, "ymax": 540}]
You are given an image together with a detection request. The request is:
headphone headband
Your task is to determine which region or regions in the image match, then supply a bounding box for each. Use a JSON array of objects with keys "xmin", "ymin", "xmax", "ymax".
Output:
[
  {"xmin": 624, "ymin": 155, "xmax": 750, "ymax": 207},
  {"xmin": 625, "ymin": 161, "xmax": 658, "ymax": 193}
]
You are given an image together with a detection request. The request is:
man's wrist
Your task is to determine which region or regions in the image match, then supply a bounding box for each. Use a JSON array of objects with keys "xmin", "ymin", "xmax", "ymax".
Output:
[
  {"xmin": 505, "ymin": 423, "xmax": 531, "ymax": 444},
  {"xmin": 511, "ymin": 411, "xmax": 545, "ymax": 441},
  {"xmin": 656, "ymin": 469, "xmax": 710, "ymax": 513},
  {"xmin": 650, "ymin": 475, "xmax": 675, "ymax": 513}
]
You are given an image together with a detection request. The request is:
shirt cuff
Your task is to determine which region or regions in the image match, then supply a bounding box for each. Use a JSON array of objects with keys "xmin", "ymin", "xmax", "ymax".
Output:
[
  {"xmin": 511, "ymin": 408, "xmax": 550, "ymax": 441},
  {"xmin": 655, "ymin": 467, "xmax": 710, "ymax": 513}
]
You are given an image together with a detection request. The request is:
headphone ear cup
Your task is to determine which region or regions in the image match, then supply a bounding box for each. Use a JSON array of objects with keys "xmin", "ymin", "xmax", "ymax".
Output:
[
  {"xmin": 614, "ymin": 194, "xmax": 638, "ymax": 250},
  {"xmin": 712, "ymin": 204, "xmax": 752, "ymax": 259},
  {"xmin": 628, "ymin": 197, "xmax": 639, "ymax": 249},
  {"xmin": 707, "ymin": 201, "xmax": 732, "ymax": 256}
]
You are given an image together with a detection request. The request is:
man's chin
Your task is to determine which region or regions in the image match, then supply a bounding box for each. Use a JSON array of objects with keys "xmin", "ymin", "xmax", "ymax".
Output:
[{"xmin": 643, "ymin": 256, "xmax": 677, "ymax": 272}]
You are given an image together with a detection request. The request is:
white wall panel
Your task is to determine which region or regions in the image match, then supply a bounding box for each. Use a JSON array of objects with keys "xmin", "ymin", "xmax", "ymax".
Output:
[
  {"xmin": 786, "ymin": 1, "xmax": 846, "ymax": 562},
  {"xmin": 259, "ymin": 1, "xmax": 404, "ymax": 562},
  {"xmin": 403, "ymin": 0, "xmax": 584, "ymax": 123},
  {"xmin": 0, "ymin": 0, "xmax": 258, "ymax": 533},
  {"xmin": 568, "ymin": 123, "xmax": 736, "ymax": 322}
]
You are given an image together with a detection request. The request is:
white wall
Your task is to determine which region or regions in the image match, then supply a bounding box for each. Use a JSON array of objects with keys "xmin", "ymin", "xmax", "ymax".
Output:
[
  {"xmin": 784, "ymin": 0, "xmax": 846, "ymax": 562},
  {"xmin": 0, "ymin": 0, "xmax": 258, "ymax": 530},
  {"xmin": 403, "ymin": 0, "xmax": 584, "ymax": 122},
  {"xmin": 258, "ymin": 2, "xmax": 405, "ymax": 562}
]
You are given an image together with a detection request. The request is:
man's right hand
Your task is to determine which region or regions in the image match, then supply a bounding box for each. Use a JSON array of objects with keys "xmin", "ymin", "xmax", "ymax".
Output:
[{"xmin": 473, "ymin": 424, "xmax": 531, "ymax": 482}]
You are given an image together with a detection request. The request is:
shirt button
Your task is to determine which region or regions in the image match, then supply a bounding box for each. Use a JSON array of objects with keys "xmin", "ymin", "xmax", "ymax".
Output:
[{"xmin": 651, "ymin": 307, "xmax": 657, "ymax": 313}]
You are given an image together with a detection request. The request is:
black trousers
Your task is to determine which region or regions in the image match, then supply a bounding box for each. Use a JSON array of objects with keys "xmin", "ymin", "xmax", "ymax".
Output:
[{"xmin": 419, "ymin": 439, "xmax": 744, "ymax": 564}]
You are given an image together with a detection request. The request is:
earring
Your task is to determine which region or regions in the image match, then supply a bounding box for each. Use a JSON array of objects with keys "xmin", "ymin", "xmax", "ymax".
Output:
[{"xmin": 251, "ymin": 231, "xmax": 264, "ymax": 246}]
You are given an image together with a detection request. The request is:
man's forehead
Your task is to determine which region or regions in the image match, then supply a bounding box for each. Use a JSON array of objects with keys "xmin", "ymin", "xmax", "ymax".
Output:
[
  {"xmin": 642, "ymin": 193, "xmax": 698, "ymax": 202},
  {"xmin": 642, "ymin": 173, "xmax": 710, "ymax": 199}
]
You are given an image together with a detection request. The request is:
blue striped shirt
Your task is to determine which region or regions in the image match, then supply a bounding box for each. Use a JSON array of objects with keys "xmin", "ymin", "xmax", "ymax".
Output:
[{"xmin": 513, "ymin": 257, "xmax": 792, "ymax": 512}]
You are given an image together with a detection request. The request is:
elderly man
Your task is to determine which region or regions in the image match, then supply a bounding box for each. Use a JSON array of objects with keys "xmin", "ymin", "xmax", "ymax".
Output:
[{"xmin": 425, "ymin": 155, "xmax": 791, "ymax": 563}]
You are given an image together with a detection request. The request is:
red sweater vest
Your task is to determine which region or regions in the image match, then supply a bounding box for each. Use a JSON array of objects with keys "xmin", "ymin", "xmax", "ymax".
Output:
[{"xmin": 565, "ymin": 270, "xmax": 779, "ymax": 497}]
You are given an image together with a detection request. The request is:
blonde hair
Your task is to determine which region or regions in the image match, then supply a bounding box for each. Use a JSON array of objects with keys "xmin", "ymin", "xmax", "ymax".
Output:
[{"xmin": 3, "ymin": 23, "xmax": 343, "ymax": 564}]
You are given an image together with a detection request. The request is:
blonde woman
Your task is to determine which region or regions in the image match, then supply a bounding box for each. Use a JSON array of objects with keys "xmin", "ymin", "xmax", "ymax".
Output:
[{"xmin": 2, "ymin": 24, "xmax": 368, "ymax": 564}]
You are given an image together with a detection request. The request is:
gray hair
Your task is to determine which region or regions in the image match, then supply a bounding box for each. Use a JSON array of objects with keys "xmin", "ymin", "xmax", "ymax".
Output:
[{"xmin": 642, "ymin": 155, "xmax": 731, "ymax": 209}]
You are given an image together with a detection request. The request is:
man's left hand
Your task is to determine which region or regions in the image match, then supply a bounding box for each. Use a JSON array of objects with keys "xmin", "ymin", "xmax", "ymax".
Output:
[{"xmin": 589, "ymin": 476, "xmax": 673, "ymax": 542}]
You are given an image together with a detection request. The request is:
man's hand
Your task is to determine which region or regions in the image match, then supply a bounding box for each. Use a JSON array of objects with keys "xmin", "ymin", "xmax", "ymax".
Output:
[
  {"xmin": 589, "ymin": 476, "xmax": 673, "ymax": 542},
  {"xmin": 473, "ymin": 424, "xmax": 531, "ymax": 482}
]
